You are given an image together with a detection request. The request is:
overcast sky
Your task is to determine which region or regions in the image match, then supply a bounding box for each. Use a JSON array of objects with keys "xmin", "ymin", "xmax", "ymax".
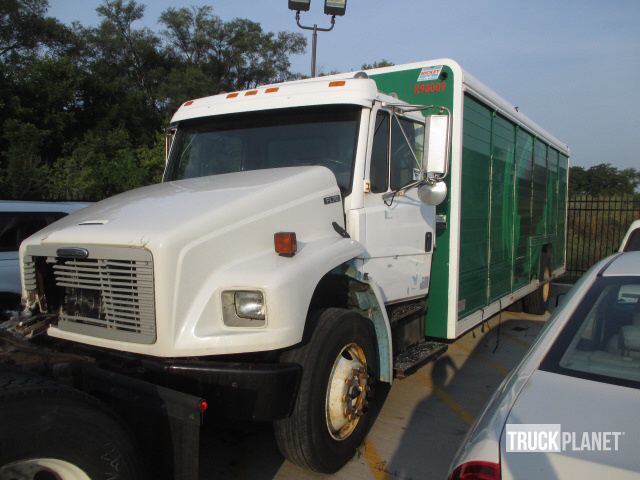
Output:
[{"xmin": 48, "ymin": 0, "xmax": 640, "ymax": 170}]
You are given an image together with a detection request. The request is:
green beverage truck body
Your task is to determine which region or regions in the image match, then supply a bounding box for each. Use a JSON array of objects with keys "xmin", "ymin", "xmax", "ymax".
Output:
[{"xmin": 363, "ymin": 59, "xmax": 569, "ymax": 339}]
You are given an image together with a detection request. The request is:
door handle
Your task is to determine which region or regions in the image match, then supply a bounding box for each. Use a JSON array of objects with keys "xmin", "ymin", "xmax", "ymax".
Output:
[{"xmin": 425, "ymin": 232, "xmax": 433, "ymax": 253}]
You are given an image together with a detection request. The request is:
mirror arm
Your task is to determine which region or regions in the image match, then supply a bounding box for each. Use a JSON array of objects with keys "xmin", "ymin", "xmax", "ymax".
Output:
[
  {"xmin": 165, "ymin": 126, "xmax": 177, "ymax": 164},
  {"xmin": 381, "ymin": 179, "xmax": 426, "ymax": 201}
]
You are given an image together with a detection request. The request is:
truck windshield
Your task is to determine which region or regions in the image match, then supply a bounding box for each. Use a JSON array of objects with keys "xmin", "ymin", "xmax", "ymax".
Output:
[{"xmin": 164, "ymin": 105, "xmax": 361, "ymax": 193}]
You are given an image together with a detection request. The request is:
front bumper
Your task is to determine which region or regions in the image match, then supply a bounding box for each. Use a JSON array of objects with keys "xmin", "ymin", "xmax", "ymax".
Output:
[
  {"xmin": 163, "ymin": 360, "xmax": 302, "ymax": 421},
  {"xmin": 75, "ymin": 345, "xmax": 303, "ymax": 421}
]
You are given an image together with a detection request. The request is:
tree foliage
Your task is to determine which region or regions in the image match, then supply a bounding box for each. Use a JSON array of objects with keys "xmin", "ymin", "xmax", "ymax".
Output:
[
  {"xmin": 569, "ymin": 163, "xmax": 639, "ymax": 197},
  {"xmin": 0, "ymin": 0, "xmax": 306, "ymax": 200},
  {"xmin": 360, "ymin": 59, "xmax": 394, "ymax": 70}
]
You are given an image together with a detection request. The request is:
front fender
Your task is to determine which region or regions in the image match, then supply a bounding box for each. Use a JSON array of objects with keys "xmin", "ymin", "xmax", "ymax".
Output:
[{"xmin": 174, "ymin": 236, "xmax": 366, "ymax": 354}]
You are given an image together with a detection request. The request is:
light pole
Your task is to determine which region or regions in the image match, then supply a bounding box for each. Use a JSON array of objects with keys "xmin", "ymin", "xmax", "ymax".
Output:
[{"xmin": 288, "ymin": 0, "xmax": 347, "ymax": 78}]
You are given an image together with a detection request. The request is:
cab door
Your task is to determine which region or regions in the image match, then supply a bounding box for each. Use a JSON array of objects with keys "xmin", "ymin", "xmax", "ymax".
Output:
[{"xmin": 358, "ymin": 107, "xmax": 435, "ymax": 303}]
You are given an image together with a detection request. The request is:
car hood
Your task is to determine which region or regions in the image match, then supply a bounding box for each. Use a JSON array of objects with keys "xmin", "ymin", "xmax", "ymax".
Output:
[{"xmin": 501, "ymin": 369, "xmax": 640, "ymax": 479}]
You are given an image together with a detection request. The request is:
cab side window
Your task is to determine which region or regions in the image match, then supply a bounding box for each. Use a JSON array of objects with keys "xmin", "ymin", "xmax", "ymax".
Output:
[
  {"xmin": 390, "ymin": 117, "xmax": 422, "ymax": 191},
  {"xmin": 369, "ymin": 111, "xmax": 389, "ymax": 193}
]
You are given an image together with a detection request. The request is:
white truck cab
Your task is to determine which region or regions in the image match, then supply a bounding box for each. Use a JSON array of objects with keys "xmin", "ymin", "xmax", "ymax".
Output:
[
  {"xmin": 19, "ymin": 74, "xmax": 448, "ymax": 472},
  {"xmin": 18, "ymin": 59, "xmax": 568, "ymax": 473}
]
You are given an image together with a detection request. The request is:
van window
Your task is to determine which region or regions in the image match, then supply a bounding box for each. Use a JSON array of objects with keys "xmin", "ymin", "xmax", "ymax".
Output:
[{"xmin": 0, "ymin": 212, "xmax": 66, "ymax": 252}]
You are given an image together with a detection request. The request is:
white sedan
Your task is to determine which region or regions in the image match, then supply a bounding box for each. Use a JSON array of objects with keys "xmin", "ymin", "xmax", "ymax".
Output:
[{"xmin": 449, "ymin": 251, "xmax": 640, "ymax": 480}]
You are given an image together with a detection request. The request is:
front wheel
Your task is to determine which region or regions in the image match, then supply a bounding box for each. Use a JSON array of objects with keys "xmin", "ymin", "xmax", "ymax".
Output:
[{"xmin": 274, "ymin": 308, "xmax": 387, "ymax": 473}]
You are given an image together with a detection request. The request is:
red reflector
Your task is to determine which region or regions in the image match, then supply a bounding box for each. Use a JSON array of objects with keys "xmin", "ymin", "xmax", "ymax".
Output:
[
  {"xmin": 449, "ymin": 461, "xmax": 500, "ymax": 480},
  {"xmin": 245, "ymin": 90, "xmax": 258, "ymax": 96},
  {"xmin": 329, "ymin": 80, "xmax": 346, "ymax": 87},
  {"xmin": 265, "ymin": 87, "xmax": 279, "ymax": 93},
  {"xmin": 226, "ymin": 92, "xmax": 239, "ymax": 99},
  {"xmin": 198, "ymin": 400, "xmax": 208, "ymax": 413},
  {"xmin": 183, "ymin": 100, "xmax": 194, "ymax": 106},
  {"xmin": 274, "ymin": 232, "xmax": 297, "ymax": 257}
]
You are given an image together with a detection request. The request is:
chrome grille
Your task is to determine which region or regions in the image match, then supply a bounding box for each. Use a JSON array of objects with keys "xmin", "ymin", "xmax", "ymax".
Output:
[{"xmin": 53, "ymin": 252, "xmax": 156, "ymax": 344}]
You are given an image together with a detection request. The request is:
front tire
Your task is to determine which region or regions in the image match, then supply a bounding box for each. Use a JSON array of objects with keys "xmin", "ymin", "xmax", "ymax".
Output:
[
  {"xmin": 274, "ymin": 308, "xmax": 387, "ymax": 473},
  {"xmin": 0, "ymin": 373, "xmax": 144, "ymax": 480}
]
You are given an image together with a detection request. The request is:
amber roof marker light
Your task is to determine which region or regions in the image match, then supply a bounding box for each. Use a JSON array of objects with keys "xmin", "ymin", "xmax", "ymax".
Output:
[{"xmin": 288, "ymin": 0, "xmax": 348, "ymax": 78}]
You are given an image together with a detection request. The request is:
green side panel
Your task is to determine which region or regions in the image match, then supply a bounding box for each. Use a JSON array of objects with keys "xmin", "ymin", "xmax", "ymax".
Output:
[
  {"xmin": 458, "ymin": 95, "xmax": 491, "ymax": 317},
  {"xmin": 489, "ymin": 115, "xmax": 516, "ymax": 302},
  {"xmin": 368, "ymin": 65, "xmax": 454, "ymax": 338},
  {"xmin": 556, "ymin": 155, "xmax": 569, "ymax": 269},
  {"xmin": 513, "ymin": 129, "xmax": 534, "ymax": 289},
  {"xmin": 547, "ymin": 149, "xmax": 560, "ymax": 267},
  {"xmin": 530, "ymin": 139, "xmax": 548, "ymax": 275}
]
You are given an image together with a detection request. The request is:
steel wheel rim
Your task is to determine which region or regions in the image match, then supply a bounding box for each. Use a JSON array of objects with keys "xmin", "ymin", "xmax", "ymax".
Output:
[
  {"xmin": 0, "ymin": 458, "xmax": 91, "ymax": 480},
  {"xmin": 325, "ymin": 342, "xmax": 369, "ymax": 441},
  {"xmin": 542, "ymin": 266, "xmax": 551, "ymax": 302}
]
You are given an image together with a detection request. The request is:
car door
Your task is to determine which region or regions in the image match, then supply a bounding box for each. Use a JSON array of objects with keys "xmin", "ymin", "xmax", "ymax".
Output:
[{"xmin": 358, "ymin": 107, "xmax": 435, "ymax": 303}]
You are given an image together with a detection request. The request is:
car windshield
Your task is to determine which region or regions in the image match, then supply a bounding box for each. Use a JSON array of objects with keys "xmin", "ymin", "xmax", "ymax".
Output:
[
  {"xmin": 542, "ymin": 276, "xmax": 640, "ymax": 386},
  {"xmin": 164, "ymin": 105, "xmax": 362, "ymax": 194}
]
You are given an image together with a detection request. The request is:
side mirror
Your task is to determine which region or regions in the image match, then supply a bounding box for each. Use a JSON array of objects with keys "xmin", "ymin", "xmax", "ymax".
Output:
[
  {"xmin": 418, "ymin": 181, "xmax": 447, "ymax": 206},
  {"xmin": 422, "ymin": 114, "xmax": 450, "ymax": 178}
]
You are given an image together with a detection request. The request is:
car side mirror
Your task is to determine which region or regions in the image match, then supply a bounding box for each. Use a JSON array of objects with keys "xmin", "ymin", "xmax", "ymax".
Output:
[{"xmin": 422, "ymin": 114, "xmax": 450, "ymax": 179}]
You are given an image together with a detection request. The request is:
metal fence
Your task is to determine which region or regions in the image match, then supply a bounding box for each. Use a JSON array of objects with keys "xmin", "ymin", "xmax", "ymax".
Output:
[{"xmin": 565, "ymin": 195, "xmax": 640, "ymax": 278}]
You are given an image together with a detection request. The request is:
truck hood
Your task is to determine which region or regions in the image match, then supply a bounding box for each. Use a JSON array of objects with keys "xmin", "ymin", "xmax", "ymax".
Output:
[{"xmin": 28, "ymin": 166, "xmax": 341, "ymax": 248}]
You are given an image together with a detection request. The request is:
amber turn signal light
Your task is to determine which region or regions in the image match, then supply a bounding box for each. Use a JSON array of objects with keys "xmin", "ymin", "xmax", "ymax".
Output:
[{"xmin": 274, "ymin": 232, "xmax": 297, "ymax": 257}]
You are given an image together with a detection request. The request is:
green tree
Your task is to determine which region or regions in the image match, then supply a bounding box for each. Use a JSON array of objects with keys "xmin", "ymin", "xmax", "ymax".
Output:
[
  {"xmin": 360, "ymin": 59, "xmax": 394, "ymax": 70},
  {"xmin": 0, "ymin": 0, "xmax": 307, "ymax": 201},
  {"xmin": 0, "ymin": 0, "xmax": 67, "ymax": 61},
  {"xmin": 569, "ymin": 163, "xmax": 639, "ymax": 197},
  {"xmin": 0, "ymin": 119, "xmax": 51, "ymax": 199},
  {"xmin": 159, "ymin": 6, "xmax": 305, "ymax": 110}
]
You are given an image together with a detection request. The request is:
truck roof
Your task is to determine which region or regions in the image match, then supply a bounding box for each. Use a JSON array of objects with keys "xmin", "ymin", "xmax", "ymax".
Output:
[
  {"xmin": 306, "ymin": 59, "xmax": 570, "ymax": 156},
  {"xmin": 171, "ymin": 58, "xmax": 569, "ymax": 156},
  {"xmin": 170, "ymin": 77, "xmax": 383, "ymax": 124}
]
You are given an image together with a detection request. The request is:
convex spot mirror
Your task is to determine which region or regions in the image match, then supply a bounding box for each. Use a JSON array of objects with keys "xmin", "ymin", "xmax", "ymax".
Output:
[
  {"xmin": 418, "ymin": 181, "xmax": 447, "ymax": 206},
  {"xmin": 422, "ymin": 114, "xmax": 449, "ymax": 178}
]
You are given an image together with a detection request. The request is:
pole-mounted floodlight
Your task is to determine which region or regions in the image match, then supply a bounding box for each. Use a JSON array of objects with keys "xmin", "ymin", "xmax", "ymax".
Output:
[
  {"xmin": 288, "ymin": 0, "xmax": 310, "ymax": 11},
  {"xmin": 289, "ymin": 0, "xmax": 348, "ymax": 77},
  {"xmin": 324, "ymin": 0, "xmax": 347, "ymax": 16}
]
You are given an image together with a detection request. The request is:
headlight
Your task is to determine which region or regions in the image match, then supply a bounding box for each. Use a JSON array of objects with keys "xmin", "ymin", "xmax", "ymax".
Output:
[
  {"xmin": 234, "ymin": 291, "xmax": 265, "ymax": 319},
  {"xmin": 221, "ymin": 290, "xmax": 266, "ymax": 327}
]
